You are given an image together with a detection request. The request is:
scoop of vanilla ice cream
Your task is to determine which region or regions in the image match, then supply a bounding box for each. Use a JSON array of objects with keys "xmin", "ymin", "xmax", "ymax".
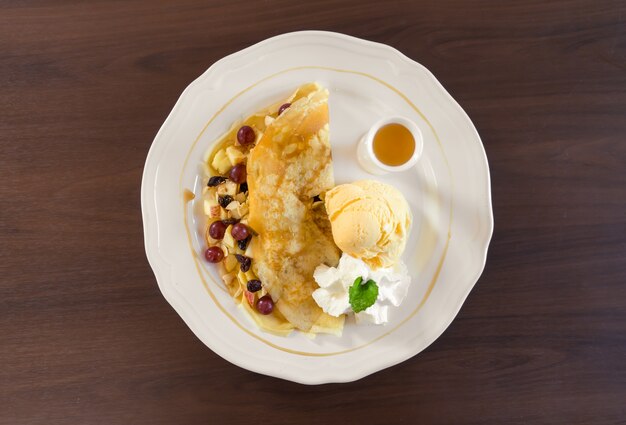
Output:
[{"xmin": 324, "ymin": 180, "xmax": 411, "ymax": 269}]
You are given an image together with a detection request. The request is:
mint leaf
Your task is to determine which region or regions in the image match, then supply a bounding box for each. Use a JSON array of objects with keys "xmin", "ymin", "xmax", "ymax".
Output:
[{"xmin": 349, "ymin": 276, "xmax": 379, "ymax": 313}]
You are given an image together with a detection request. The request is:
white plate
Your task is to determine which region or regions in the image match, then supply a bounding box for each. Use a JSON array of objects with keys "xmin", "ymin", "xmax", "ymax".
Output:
[{"xmin": 141, "ymin": 31, "xmax": 493, "ymax": 384}]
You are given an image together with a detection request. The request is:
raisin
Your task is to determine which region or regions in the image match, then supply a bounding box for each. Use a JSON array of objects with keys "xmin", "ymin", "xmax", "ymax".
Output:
[
  {"xmin": 207, "ymin": 176, "xmax": 227, "ymax": 187},
  {"xmin": 235, "ymin": 254, "xmax": 251, "ymax": 272},
  {"xmin": 218, "ymin": 195, "xmax": 233, "ymax": 208},
  {"xmin": 239, "ymin": 182, "xmax": 248, "ymax": 193},
  {"xmin": 222, "ymin": 218, "xmax": 239, "ymax": 226},
  {"xmin": 246, "ymin": 279, "xmax": 262, "ymax": 293},
  {"xmin": 237, "ymin": 235, "xmax": 251, "ymax": 251}
]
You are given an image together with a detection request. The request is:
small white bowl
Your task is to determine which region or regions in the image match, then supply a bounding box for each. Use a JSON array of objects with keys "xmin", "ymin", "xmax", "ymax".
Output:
[{"xmin": 357, "ymin": 116, "xmax": 424, "ymax": 175}]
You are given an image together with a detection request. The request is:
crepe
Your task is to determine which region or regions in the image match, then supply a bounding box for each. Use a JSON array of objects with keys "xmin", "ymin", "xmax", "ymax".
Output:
[{"xmin": 247, "ymin": 83, "xmax": 344, "ymax": 333}]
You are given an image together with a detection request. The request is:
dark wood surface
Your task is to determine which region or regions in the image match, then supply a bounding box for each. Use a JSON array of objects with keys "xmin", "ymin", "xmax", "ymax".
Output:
[{"xmin": 2, "ymin": 1, "xmax": 625, "ymax": 424}]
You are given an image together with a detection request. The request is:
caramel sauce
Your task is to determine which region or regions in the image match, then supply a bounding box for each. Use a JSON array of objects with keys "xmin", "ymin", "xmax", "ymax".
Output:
[
  {"xmin": 372, "ymin": 123, "xmax": 415, "ymax": 166},
  {"xmin": 183, "ymin": 189, "xmax": 195, "ymax": 203}
]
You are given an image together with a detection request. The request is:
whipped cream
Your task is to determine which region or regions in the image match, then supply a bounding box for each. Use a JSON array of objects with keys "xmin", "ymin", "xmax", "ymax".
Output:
[{"xmin": 312, "ymin": 254, "xmax": 411, "ymax": 325}]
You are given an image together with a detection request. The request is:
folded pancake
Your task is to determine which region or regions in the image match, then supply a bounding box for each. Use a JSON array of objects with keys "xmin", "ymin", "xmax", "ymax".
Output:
[{"xmin": 248, "ymin": 83, "xmax": 344, "ymax": 333}]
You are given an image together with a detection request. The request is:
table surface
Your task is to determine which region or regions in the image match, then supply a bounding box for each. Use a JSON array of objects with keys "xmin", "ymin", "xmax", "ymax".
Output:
[{"xmin": 2, "ymin": 1, "xmax": 625, "ymax": 424}]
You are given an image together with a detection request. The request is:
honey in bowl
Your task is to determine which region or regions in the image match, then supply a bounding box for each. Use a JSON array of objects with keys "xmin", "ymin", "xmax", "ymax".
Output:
[{"xmin": 372, "ymin": 123, "xmax": 416, "ymax": 166}]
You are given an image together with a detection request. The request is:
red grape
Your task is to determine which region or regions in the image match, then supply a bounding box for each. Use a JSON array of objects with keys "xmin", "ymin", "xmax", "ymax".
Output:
[
  {"xmin": 256, "ymin": 295, "xmax": 274, "ymax": 315},
  {"xmin": 229, "ymin": 163, "xmax": 247, "ymax": 184},
  {"xmin": 231, "ymin": 223, "xmax": 249, "ymax": 241},
  {"xmin": 204, "ymin": 246, "xmax": 224, "ymax": 263},
  {"xmin": 208, "ymin": 221, "xmax": 227, "ymax": 240},
  {"xmin": 278, "ymin": 103, "xmax": 291, "ymax": 115},
  {"xmin": 237, "ymin": 125, "xmax": 255, "ymax": 146}
]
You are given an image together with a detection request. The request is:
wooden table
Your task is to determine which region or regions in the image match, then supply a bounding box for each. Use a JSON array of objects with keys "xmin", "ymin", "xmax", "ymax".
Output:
[{"xmin": 2, "ymin": 1, "xmax": 625, "ymax": 424}]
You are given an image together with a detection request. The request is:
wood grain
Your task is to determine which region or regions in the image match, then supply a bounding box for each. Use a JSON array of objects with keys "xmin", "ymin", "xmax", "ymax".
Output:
[{"xmin": 1, "ymin": 0, "xmax": 625, "ymax": 424}]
